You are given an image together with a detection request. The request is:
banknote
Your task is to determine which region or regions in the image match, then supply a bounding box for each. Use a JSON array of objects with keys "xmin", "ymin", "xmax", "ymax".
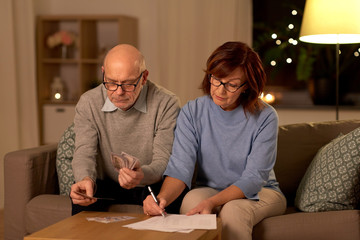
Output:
[{"xmin": 111, "ymin": 151, "xmax": 139, "ymax": 171}]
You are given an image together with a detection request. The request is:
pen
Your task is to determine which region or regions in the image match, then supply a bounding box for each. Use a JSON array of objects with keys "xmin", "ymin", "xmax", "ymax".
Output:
[{"xmin": 147, "ymin": 186, "xmax": 166, "ymax": 217}]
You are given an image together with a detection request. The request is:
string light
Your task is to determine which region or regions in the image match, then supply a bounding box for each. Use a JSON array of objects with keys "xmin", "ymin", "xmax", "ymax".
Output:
[
  {"xmin": 276, "ymin": 40, "xmax": 282, "ymax": 45},
  {"xmin": 270, "ymin": 60, "xmax": 277, "ymax": 66},
  {"xmin": 271, "ymin": 33, "xmax": 277, "ymax": 39},
  {"xmin": 288, "ymin": 24, "xmax": 294, "ymax": 30},
  {"xmin": 286, "ymin": 58, "xmax": 292, "ymax": 63},
  {"xmin": 292, "ymin": 10, "xmax": 298, "ymax": 15}
]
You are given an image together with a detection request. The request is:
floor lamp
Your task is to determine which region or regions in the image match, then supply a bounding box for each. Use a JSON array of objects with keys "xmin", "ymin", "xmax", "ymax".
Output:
[{"xmin": 299, "ymin": 0, "xmax": 360, "ymax": 120}]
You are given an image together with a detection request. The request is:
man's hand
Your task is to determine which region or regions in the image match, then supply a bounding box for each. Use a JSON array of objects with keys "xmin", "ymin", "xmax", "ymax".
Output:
[
  {"xmin": 70, "ymin": 177, "xmax": 96, "ymax": 206},
  {"xmin": 118, "ymin": 161, "xmax": 144, "ymax": 189}
]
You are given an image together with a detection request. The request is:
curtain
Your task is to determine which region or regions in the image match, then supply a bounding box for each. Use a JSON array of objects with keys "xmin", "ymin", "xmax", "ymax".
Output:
[
  {"xmin": 0, "ymin": 0, "xmax": 39, "ymax": 208},
  {"xmin": 155, "ymin": 0, "xmax": 252, "ymax": 105},
  {"xmin": 0, "ymin": 0, "xmax": 39, "ymax": 149}
]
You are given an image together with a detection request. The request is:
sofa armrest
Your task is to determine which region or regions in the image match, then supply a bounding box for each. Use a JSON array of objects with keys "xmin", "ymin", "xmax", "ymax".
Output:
[{"xmin": 4, "ymin": 143, "xmax": 58, "ymax": 240}]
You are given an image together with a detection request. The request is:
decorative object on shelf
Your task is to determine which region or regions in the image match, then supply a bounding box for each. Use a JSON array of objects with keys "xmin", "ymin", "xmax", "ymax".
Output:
[
  {"xmin": 46, "ymin": 30, "xmax": 76, "ymax": 58},
  {"xmin": 61, "ymin": 45, "xmax": 68, "ymax": 59},
  {"xmin": 299, "ymin": 0, "xmax": 360, "ymax": 120},
  {"xmin": 51, "ymin": 76, "xmax": 65, "ymax": 102}
]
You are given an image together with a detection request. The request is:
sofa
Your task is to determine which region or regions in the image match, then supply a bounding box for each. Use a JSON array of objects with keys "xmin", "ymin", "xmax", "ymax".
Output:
[{"xmin": 4, "ymin": 119, "xmax": 360, "ymax": 240}]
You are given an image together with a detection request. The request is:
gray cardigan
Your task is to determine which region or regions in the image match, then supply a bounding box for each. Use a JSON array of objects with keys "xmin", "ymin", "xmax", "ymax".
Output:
[{"xmin": 72, "ymin": 80, "xmax": 180, "ymax": 186}]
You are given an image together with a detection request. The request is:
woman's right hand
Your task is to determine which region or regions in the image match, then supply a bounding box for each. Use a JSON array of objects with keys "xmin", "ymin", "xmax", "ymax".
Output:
[{"xmin": 143, "ymin": 194, "xmax": 167, "ymax": 216}]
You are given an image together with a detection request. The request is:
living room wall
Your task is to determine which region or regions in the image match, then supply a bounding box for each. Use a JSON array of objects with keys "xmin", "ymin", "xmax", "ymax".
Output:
[{"xmin": 0, "ymin": 0, "xmax": 252, "ymax": 209}]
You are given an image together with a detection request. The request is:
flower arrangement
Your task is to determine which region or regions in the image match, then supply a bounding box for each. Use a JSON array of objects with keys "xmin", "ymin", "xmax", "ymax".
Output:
[{"xmin": 47, "ymin": 30, "xmax": 76, "ymax": 48}]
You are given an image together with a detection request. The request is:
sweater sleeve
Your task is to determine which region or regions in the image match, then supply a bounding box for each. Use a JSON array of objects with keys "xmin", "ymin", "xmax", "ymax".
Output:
[
  {"xmin": 140, "ymin": 94, "xmax": 180, "ymax": 185},
  {"xmin": 72, "ymin": 94, "xmax": 99, "ymax": 183},
  {"xmin": 163, "ymin": 103, "xmax": 198, "ymax": 189},
  {"xmin": 233, "ymin": 109, "xmax": 279, "ymax": 200}
]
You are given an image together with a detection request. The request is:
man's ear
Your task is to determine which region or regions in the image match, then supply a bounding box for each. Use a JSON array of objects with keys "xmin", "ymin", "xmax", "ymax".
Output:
[{"xmin": 142, "ymin": 70, "xmax": 149, "ymax": 84}]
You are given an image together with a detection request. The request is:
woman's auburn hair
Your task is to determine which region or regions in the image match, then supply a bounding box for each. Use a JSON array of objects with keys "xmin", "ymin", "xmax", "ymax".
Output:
[{"xmin": 201, "ymin": 41, "xmax": 267, "ymax": 114}]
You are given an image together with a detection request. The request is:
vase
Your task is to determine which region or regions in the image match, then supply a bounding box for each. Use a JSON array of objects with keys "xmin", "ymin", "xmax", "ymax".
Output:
[{"xmin": 61, "ymin": 45, "xmax": 68, "ymax": 58}]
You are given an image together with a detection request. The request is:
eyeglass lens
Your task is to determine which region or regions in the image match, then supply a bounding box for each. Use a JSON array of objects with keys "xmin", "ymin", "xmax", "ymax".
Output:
[
  {"xmin": 209, "ymin": 75, "xmax": 245, "ymax": 93},
  {"xmin": 103, "ymin": 72, "xmax": 143, "ymax": 92}
]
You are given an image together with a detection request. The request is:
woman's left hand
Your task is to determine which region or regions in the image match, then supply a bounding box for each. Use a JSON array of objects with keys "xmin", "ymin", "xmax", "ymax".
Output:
[{"xmin": 186, "ymin": 199, "xmax": 215, "ymax": 215}]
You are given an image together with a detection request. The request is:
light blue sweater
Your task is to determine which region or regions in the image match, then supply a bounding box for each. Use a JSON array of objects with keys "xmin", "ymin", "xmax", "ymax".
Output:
[{"xmin": 164, "ymin": 95, "xmax": 281, "ymax": 200}]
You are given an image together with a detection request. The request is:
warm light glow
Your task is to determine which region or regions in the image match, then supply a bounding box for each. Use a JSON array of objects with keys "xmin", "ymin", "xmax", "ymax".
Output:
[
  {"xmin": 288, "ymin": 24, "xmax": 294, "ymax": 30},
  {"xmin": 292, "ymin": 40, "xmax": 298, "ymax": 45},
  {"xmin": 260, "ymin": 93, "xmax": 275, "ymax": 104},
  {"xmin": 286, "ymin": 58, "xmax": 292, "ymax": 63},
  {"xmin": 270, "ymin": 61, "xmax": 277, "ymax": 66},
  {"xmin": 271, "ymin": 33, "xmax": 277, "ymax": 39},
  {"xmin": 292, "ymin": 10, "xmax": 298, "ymax": 16},
  {"xmin": 354, "ymin": 52, "xmax": 359, "ymax": 57},
  {"xmin": 276, "ymin": 40, "xmax": 281, "ymax": 45},
  {"xmin": 54, "ymin": 93, "xmax": 62, "ymax": 100},
  {"xmin": 299, "ymin": 0, "xmax": 360, "ymax": 44}
]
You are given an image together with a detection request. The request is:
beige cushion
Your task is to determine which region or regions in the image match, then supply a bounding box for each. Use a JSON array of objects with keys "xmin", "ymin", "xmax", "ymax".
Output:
[
  {"xmin": 253, "ymin": 210, "xmax": 360, "ymax": 240},
  {"xmin": 25, "ymin": 195, "xmax": 72, "ymax": 234}
]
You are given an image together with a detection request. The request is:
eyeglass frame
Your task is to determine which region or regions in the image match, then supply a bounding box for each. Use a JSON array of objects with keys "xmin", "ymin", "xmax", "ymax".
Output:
[
  {"xmin": 102, "ymin": 71, "xmax": 144, "ymax": 92},
  {"xmin": 208, "ymin": 74, "xmax": 247, "ymax": 93}
]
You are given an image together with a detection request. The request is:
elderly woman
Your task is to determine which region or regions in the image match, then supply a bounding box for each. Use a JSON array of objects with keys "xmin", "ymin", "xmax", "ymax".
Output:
[{"xmin": 143, "ymin": 41, "xmax": 286, "ymax": 240}]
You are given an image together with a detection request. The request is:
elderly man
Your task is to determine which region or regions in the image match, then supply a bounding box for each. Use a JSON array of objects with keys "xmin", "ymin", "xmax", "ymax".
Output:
[{"xmin": 70, "ymin": 44, "xmax": 181, "ymax": 214}]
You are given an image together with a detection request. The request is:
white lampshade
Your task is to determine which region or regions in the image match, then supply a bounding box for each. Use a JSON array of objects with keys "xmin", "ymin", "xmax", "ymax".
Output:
[{"xmin": 299, "ymin": 0, "xmax": 360, "ymax": 44}]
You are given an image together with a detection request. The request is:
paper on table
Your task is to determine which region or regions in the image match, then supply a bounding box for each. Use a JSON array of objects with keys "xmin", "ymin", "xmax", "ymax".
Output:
[{"xmin": 123, "ymin": 214, "xmax": 216, "ymax": 233}]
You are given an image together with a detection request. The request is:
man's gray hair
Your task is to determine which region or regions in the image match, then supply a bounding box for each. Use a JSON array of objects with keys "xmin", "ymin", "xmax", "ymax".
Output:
[{"xmin": 137, "ymin": 53, "xmax": 147, "ymax": 73}]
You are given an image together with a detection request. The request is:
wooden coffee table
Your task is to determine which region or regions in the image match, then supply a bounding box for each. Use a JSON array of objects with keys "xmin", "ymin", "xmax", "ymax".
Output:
[{"xmin": 24, "ymin": 211, "xmax": 222, "ymax": 240}]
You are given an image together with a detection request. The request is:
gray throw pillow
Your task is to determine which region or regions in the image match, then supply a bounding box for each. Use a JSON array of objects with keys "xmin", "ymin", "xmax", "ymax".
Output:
[
  {"xmin": 295, "ymin": 126, "xmax": 360, "ymax": 212},
  {"xmin": 56, "ymin": 123, "xmax": 75, "ymax": 196}
]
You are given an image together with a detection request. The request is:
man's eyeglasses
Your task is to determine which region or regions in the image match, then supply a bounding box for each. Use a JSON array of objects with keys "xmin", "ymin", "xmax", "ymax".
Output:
[
  {"xmin": 209, "ymin": 74, "xmax": 246, "ymax": 93},
  {"xmin": 103, "ymin": 71, "xmax": 144, "ymax": 92}
]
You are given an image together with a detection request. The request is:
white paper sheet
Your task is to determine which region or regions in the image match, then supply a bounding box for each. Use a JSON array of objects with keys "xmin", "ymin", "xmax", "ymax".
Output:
[{"xmin": 123, "ymin": 214, "xmax": 217, "ymax": 233}]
